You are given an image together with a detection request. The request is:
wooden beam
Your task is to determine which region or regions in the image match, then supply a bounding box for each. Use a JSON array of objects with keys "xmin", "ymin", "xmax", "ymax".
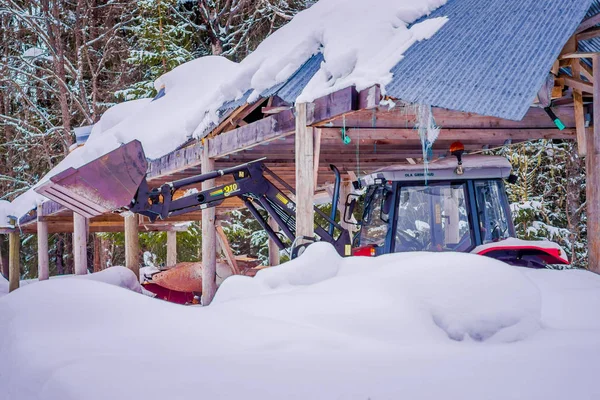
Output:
[
  {"xmin": 572, "ymin": 60, "xmax": 588, "ymax": 156},
  {"xmin": 8, "ymin": 232, "xmax": 19, "ymax": 292},
  {"xmin": 576, "ymin": 14, "xmax": 600, "ymax": 35},
  {"xmin": 201, "ymin": 144, "xmax": 217, "ymax": 305},
  {"xmin": 73, "ymin": 212, "xmax": 88, "ymax": 275},
  {"xmin": 37, "ymin": 204, "xmax": 49, "ymax": 281},
  {"xmin": 577, "ymin": 27, "xmax": 600, "ymax": 42},
  {"xmin": 557, "ymin": 75, "xmax": 594, "ymax": 94},
  {"xmin": 588, "ymin": 55, "xmax": 600, "ymax": 274},
  {"xmin": 320, "ymin": 128, "xmax": 577, "ymax": 142},
  {"xmin": 216, "ymin": 224, "xmax": 240, "ymax": 275},
  {"xmin": 268, "ymin": 217, "xmax": 280, "ymax": 267},
  {"xmin": 124, "ymin": 213, "xmax": 139, "ymax": 278},
  {"xmin": 295, "ymin": 103, "xmax": 315, "ymax": 239},
  {"xmin": 560, "ymin": 52, "xmax": 596, "ymax": 60},
  {"xmin": 209, "ymin": 110, "xmax": 296, "ymax": 159},
  {"xmin": 166, "ymin": 230, "xmax": 177, "ymax": 267},
  {"xmin": 307, "ymin": 86, "xmax": 359, "ymax": 125}
]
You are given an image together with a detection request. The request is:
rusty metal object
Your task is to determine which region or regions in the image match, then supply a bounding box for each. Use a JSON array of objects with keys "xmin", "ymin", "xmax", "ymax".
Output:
[
  {"xmin": 151, "ymin": 261, "xmax": 233, "ymax": 293},
  {"xmin": 35, "ymin": 140, "xmax": 148, "ymax": 218}
]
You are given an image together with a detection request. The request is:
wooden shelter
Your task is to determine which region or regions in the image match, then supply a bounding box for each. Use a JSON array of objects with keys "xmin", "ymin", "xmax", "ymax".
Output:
[{"xmin": 2, "ymin": 0, "xmax": 599, "ymax": 305}]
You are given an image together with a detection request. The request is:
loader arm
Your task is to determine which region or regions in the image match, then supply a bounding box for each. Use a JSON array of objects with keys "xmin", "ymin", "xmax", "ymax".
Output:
[{"xmin": 130, "ymin": 159, "xmax": 352, "ymax": 257}]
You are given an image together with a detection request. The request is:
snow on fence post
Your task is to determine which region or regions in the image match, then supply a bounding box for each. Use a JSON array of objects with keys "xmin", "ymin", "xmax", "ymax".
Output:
[
  {"xmin": 37, "ymin": 204, "xmax": 49, "ymax": 281},
  {"xmin": 201, "ymin": 143, "xmax": 217, "ymax": 305},
  {"xmin": 166, "ymin": 230, "xmax": 177, "ymax": 267},
  {"xmin": 268, "ymin": 217, "xmax": 280, "ymax": 266},
  {"xmin": 124, "ymin": 213, "xmax": 139, "ymax": 279},
  {"xmin": 8, "ymin": 232, "xmax": 19, "ymax": 292},
  {"xmin": 588, "ymin": 55, "xmax": 600, "ymax": 274},
  {"xmin": 295, "ymin": 103, "xmax": 315, "ymax": 240}
]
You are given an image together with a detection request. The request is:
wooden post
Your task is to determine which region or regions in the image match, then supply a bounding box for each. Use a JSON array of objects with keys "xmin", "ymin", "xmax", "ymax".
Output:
[
  {"xmin": 216, "ymin": 224, "xmax": 240, "ymax": 275},
  {"xmin": 73, "ymin": 212, "xmax": 88, "ymax": 275},
  {"xmin": 201, "ymin": 143, "xmax": 217, "ymax": 305},
  {"xmin": 295, "ymin": 103, "xmax": 315, "ymax": 239},
  {"xmin": 37, "ymin": 205, "xmax": 49, "ymax": 280},
  {"xmin": 588, "ymin": 55, "xmax": 600, "ymax": 273},
  {"xmin": 124, "ymin": 213, "xmax": 139, "ymax": 278},
  {"xmin": 8, "ymin": 232, "xmax": 19, "ymax": 292},
  {"xmin": 572, "ymin": 60, "xmax": 587, "ymax": 156},
  {"xmin": 268, "ymin": 217, "xmax": 280, "ymax": 266},
  {"xmin": 166, "ymin": 231, "xmax": 177, "ymax": 267}
]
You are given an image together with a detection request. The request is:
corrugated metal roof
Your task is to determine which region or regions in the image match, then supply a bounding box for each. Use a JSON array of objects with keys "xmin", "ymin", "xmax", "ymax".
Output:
[
  {"xmin": 214, "ymin": 0, "xmax": 594, "ymax": 124},
  {"xmin": 385, "ymin": 0, "xmax": 592, "ymax": 121}
]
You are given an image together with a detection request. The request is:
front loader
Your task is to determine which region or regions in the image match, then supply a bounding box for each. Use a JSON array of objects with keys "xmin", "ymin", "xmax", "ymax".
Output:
[{"xmin": 36, "ymin": 140, "xmax": 352, "ymax": 260}]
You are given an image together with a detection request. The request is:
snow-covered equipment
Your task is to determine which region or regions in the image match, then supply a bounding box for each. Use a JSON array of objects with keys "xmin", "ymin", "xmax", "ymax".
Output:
[
  {"xmin": 34, "ymin": 140, "xmax": 568, "ymax": 269},
  {"xmin": 350, "ymin": 146, "xmax": 569, "ymax": 268}
]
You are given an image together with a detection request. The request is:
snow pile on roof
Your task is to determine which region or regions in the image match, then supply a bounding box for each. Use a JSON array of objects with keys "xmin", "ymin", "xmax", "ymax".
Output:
[
  {"xmin": 2, "ymin": 0, "xmax": 449, "ymax": 221},
  {"xmin": 0, "ymin": 266, "xmax": 141, "ymax": 298},
  {"xmin": 2, "ymin": 244, "xmax": 600, "ymax": 399}
]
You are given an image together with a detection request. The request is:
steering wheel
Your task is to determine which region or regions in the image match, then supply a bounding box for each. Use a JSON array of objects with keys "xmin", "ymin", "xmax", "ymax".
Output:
[{"xmin": 395, "ymin": 230, "xmax": 423, "ymax": 251}]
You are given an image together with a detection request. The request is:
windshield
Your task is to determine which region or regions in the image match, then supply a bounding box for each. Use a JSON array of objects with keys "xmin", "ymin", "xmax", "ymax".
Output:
[{"xmin": 394, "ymin": 183, "xmax": 472, "ymax": 252}]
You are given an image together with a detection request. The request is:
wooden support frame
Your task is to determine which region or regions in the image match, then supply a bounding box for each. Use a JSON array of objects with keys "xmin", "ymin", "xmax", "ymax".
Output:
[
  {"xmin": 295, "ymin": 103, "xmax": 315, "ymax": 239},
  {"xmin": 124, "ymin": 213, "xmax": 139, "ymax": 278},
  {"xmin": 201, "ymin": 144, "xmax": 217, "ymax": 305},
  {"xmin": 8, "ymin": 232, "xmax": 19, "ymax": 292},
  {"xmin": 588, "ymin": 54, "xmax": 600, "ymax": 274},
  {"xmin": 73, "ymin": 212, "xmax": 88, "ymax": 275},
  {"xmin": 166, "ymin": 231, "xmax": 177, "ymax": 267},
  {"xmin": 37, "ymin": 204, "xmax": 49, "ymax": 280}
]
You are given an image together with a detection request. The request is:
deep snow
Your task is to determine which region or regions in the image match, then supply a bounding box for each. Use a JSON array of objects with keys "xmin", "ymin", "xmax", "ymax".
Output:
[{"xmin": 1, "ymin": 244, "xmax": 599, "ymax": 400}]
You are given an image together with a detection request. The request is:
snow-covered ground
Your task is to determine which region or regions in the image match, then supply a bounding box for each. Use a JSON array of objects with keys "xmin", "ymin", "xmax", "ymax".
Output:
[
  {"xmin": 0, "ymin": 266, "xmax": 141, "ymax": 298},
  {"xmin": 1, "ymin": 244, "xmax": 599, "ymax": 400}
]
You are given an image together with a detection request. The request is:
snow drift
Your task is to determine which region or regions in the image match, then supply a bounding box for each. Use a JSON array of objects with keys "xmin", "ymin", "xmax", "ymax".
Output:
[{"xmin": 1, "ymin": 244, "xmax": 600, "ymax": 400}]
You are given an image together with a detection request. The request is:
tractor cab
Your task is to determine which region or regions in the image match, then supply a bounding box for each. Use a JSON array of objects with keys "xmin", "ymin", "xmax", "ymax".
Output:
[{"xmin": 351, "ymin": 153, "xmax": 569, "ymax": 268}]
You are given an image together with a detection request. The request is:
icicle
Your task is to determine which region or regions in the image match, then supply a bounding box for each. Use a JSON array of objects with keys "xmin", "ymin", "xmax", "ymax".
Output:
[{"xmin": 414, "ymin": 104, "xmax": 440, "ymax": 184}]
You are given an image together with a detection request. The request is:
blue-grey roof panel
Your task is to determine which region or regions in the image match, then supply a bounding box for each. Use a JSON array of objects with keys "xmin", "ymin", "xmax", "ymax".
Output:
[
  {"xmin": 260, "ymin": 52, "xmax": 324, "ymax": 103},
  {"xmin": 386, "ymin": 0, "xmax": 592, "ymax": 121}
]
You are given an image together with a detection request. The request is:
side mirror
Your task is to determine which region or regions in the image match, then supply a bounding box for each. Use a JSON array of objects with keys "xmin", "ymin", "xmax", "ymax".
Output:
[
  {"xmin": 380, "ymin": 190, "xmax": 393, "ymax": 223},
  {"xmin": 344, "ymin": 194, "xmax": 361, "ymax": 225}
]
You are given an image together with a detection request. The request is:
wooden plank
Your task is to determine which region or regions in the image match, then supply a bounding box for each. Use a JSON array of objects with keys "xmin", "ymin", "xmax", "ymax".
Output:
[
  {"xmin": 576, "ymin": 14, "xmax": 600, "ymax": 35},
  {"xmin": 124, "ymin": 213, "xmax": 139, "ymax": 278},
  {"xmin": 208, "ymin": 109, "xmax": 296, "ymax": 159},
  {"xmin": 320, "ymin": 128, "xmax": 577, "ymax": 141},
  {"xmin": 8, "ymin": 232, "xmax": 19, "ymax": 292},
  {"xmin": 268, "ymin": 217, "xmax": 280, "ymax": 267},
  {"xmin": 166, "ymin": 231, "xmax": 177, "ymax": 267},
  {"xmin": 558, "ymin": 75, "xmax": 594, "ymax": 94},
  {"xmin": 37, "ymin": 205, "xmax": 49, "ymax": 280},
  {"xmin": 588, "ymin": 55, "xmax": 600, "ymax": 273},
  {"xmin": 572, "ymin": 60, "xmax": 588, "ymax": 156},
  {"xmin": 201, "ymin": 144, "xmax": 217, "ymax": 305},
  {"xmin": 306, "ymin": 86, "xmax": 359, "ymax": 126},
  {"xmin": 73, "ymin": 212, "xmax": 88, "ymax": 275},
  {"xmin": 216, "ymin": 224, "xmax": 240, "ymax": 275},
  {"xmin": 560, "ymin": 52, "xmax": 596, "ymax": 60},
  {"xmin": 358, "ymin": 85, "xmax": 382, "ymax": 110},
  {"xmin": 577, "ymin": 27, "xmax": 600, "ymax": 42},
  {"xmin": 295, "ymin": 103, "xmax": 315, "ymax": 239}
]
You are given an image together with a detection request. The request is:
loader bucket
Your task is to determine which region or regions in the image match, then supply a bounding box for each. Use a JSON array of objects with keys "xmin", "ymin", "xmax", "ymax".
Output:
[{"xmin": 35, "ymin": 140, "xmax": 148, "ymax": 218}]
